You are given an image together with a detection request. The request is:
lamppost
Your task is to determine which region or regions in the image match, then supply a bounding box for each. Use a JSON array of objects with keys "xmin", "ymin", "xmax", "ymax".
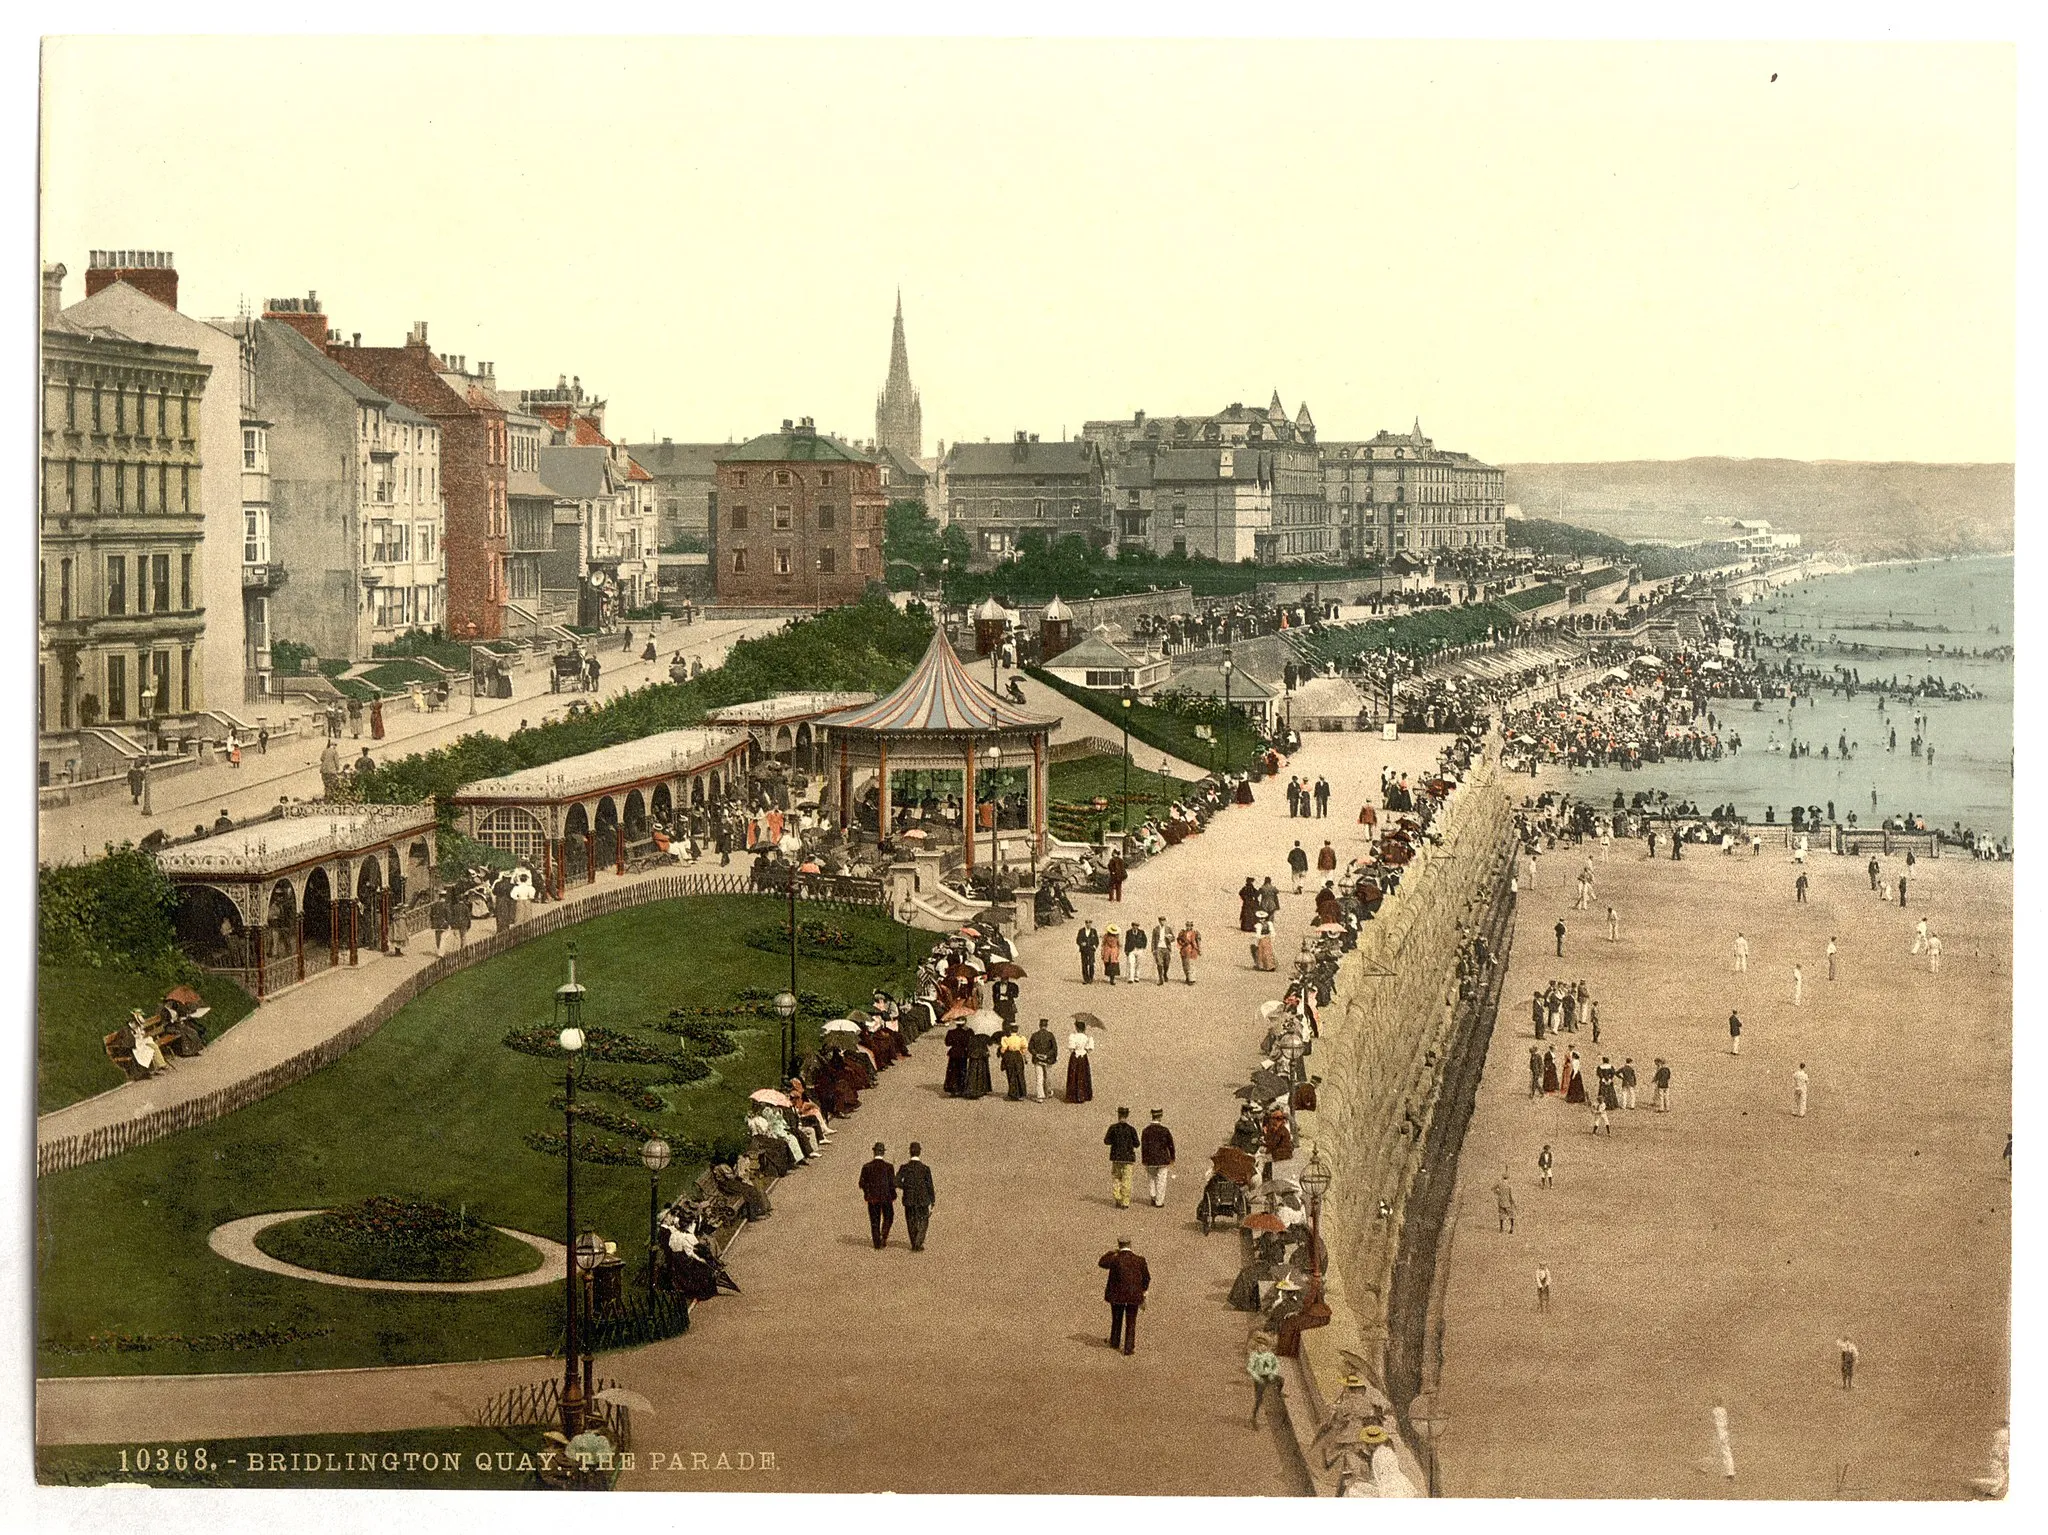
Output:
[
  {"xmin": 1118, "ymin": 687, "xmax": 1134, "ymax": 832},
  {"xmin": 777, "ymin": 830, "xmax": 802, "ymax": 1075},
  {"xmin": 554, "ymin": 945, "xmax": 589, "ymax": 1438},
  {"xmin": 573, "ymin": 1228, "xmax": 605, "ymax": 1416},
  {"xmin": 983, "ymin": 743, "xmax": 1002, "ymax": 870},
  {"xmin": 773, "ymin": 989, "xmax": 798, "ymax": 1084},
  {"xmin": 469, "ymin": 647, "xmax": 481, "ymax": 716},
  {"xmin": 1221, "ymin": 652, "xmax": 1235, "ymax": 764},
  {"xmin": 1299, "ymin": 1143, "xmax": 1334, "ymax": 1306},
  {"xmin": 640, "ymin": 1137, "xmax": 671, "ymax": 1304}
]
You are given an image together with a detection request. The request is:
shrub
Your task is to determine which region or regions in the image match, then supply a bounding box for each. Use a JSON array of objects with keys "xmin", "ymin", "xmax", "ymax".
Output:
[
  {"xmin": 740, "ymin": 918, "xmax": 893, "ymax": 967},
  {"xmin": 38, "ymin": 844, "xmax": 190, "ymax": 974},
  {"xmin": 254, "ymin": 1196, "xmax": 540, "ymax": 1284}
]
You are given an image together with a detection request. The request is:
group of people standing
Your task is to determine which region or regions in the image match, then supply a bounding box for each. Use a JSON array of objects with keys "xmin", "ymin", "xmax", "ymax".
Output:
[{"xmin": 1073, "ymin": 916, "xmax": 1203, "ymax": 986}]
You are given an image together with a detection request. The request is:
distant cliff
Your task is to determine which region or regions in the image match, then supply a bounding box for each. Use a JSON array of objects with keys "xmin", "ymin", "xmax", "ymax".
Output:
[{"xmin": 1502, "ymin": 460, "xmax": 2013, "ymax": 559}]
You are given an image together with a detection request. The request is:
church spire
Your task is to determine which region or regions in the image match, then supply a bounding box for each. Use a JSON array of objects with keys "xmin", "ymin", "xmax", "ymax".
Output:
[{"xmin": 877, "ymin": 290, "xmax": 922, "ymax": 461}]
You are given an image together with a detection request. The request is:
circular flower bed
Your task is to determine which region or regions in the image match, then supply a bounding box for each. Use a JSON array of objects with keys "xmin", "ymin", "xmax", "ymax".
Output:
[{"xmin": 252, "ymin": 1197, "xmax": 544, "ymax": 1284}]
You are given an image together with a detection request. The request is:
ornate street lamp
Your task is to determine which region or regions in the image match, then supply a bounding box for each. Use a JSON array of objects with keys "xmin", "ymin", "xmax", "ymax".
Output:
[
  {"xmin": 1119, "ymin": 687, "xmax": 1135, "ymax": 833},
  {"xmin": 554, "ymin": 945, "xmax": 588, "ymax": 1438},
  {"xmin": 573, "ymin": 1228, "xmax": 606, "ymax": 1413},
  {"xmin": 1299, "ymin": 1144, "xmax": 1334, "ymax": 1306},
  {"xmin": 773, "ymin": 990, "xmax": 798, "ymax": 1082},
  {"xmin": 984, "ymin": 743, "xmax": 1003, "ymax": 870},
  {"xmin": 1221, "ymin": 652, "xmax": 1235, "ymax": 758},
  {"xmin": 640, "ymin": 1137, "xmax": 672, "ymax": 1303}
]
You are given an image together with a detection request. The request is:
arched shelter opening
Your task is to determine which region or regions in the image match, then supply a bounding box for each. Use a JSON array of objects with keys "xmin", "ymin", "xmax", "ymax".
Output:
[
  {"xmin": 174, "ymin": 885, "xmax": 247, "ymax": 969},
  {"xmin": 563, "ymin": 803, "xmax": 591, "ymax": 884}
]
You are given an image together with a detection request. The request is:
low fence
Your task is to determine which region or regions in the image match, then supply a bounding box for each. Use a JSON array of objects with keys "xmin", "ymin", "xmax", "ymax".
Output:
[{"xmin": 37, "ymin": 871, "xmax": 890, "ymax": 1178}]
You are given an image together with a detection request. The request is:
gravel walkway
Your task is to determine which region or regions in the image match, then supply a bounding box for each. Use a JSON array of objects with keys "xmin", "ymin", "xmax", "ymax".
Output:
[{"xmin": 207, "ymin": 1211, "xmax": 567, "ymax": 1294}]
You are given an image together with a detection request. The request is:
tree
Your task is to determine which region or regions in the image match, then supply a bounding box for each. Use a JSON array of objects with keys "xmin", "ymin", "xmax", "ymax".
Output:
[{"xmin": 883, "ymin": 500, "xmax": 946, "ymax": 588}]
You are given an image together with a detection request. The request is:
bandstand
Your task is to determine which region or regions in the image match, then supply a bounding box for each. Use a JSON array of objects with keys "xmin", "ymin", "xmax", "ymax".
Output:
[
  {"xmin": 156, "ymin": 802, "xmax": 439, "ymax": 1000},
  {"xmin": 448, "ymin": 727, "xmax": 751, "ymax": 895},
  {"xmin": 815, "ymin": 631, "xmax": 1058, "ymax": 872}
]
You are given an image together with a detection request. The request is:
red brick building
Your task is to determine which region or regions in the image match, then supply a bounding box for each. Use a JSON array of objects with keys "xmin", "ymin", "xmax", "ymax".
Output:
[
  {"xmin": 713, "ymin": 418, "xmax": 882, "ymax": 608},
  {"xmin": 326, "ymin": 323, "xmax": 508, "ymax": 640}
]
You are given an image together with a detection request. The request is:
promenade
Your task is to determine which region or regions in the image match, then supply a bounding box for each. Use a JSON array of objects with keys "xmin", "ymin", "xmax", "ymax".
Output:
[
  {"xmin": 38, "ymin": 618, "xmax": 775, "ymax": 868},
  {"xmin": 38, "ymin": 728, "xmax": 1448, "ymax": 1496},
  {"xmin": 1434, "ymin": 812, "xmax": 2011, "ymax": 1498}
]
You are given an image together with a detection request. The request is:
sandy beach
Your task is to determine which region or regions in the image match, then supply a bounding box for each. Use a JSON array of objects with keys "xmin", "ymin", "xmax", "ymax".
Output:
[{"xmin": 1435, "ymin": 803, "xmax": 2010, "ymax": 1498}]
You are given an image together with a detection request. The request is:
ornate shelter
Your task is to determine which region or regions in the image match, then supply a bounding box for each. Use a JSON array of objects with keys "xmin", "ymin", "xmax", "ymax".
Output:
[
  {"xmin": 157, "ymin": 802, "xmax": 438, "ymax": 999},
  {"xmin": 704, "ymin": 692, "xmax": 876, "ymax": 775},
  {"xmin": 448, "ymin": 727, "xmax": 751, "ymax": 893},
  {"xmin": 815, "ymin": 631, "xmax": 1058, "ymax": 871}
]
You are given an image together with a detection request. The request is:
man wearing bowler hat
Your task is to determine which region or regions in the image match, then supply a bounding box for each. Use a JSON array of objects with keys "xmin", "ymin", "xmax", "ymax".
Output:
[{"xmin": 1099, "ymin": 1237, "xmax": 1151, "ymax": 1355}]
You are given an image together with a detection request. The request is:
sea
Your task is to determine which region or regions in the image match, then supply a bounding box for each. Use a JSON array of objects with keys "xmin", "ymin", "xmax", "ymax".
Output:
[{"xmin": 1556, "ymin": 554, "xmax": 2015, "ymax": 841}]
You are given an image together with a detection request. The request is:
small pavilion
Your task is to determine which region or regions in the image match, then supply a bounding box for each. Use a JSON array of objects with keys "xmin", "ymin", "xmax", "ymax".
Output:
[
  {"xmin": 815, "ymin": 631, "xmax": 1059, "ymax": 872},
  {"xmin": 448, "ymin": 727, "xmax": 751, "ymax": 893},
  {"xmin": 157, "ymin": 802, "xmax": 439, "ymax": 999},
  {"xmin": 704, "ymin": 692, "xmax": 876, "ymax": 774}
]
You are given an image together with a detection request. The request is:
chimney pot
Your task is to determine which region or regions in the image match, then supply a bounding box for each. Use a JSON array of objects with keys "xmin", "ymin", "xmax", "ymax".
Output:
[{"xmin": 352, "ymin": 333, "xmax": 361, "ymax": 347}]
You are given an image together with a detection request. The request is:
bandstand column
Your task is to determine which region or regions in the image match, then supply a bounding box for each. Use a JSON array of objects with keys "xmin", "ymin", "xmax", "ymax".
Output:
[
  {"xmin": 838, "ymin": 741, "xmax": 851, "ymax": 832},
  {"xmin": 1033, "ymin": 733, "xmax": 1047, "ymax": 856},
  {"xmin": 963, "ymin": 739, "xmax": 976, "ymax": 874},
  {"xmin": 878, "ymin": 740, "xmax": 891, "ymax": 839}
]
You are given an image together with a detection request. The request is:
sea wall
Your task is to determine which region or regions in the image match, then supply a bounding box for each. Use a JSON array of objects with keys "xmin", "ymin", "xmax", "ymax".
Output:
[{"xmin": 1290, "ymin": 742, "xmax": 1516, "ymax": 1409}]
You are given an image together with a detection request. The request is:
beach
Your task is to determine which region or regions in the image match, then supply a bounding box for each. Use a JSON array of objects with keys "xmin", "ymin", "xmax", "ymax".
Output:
[{"xmin": 1434, "ymin": 808, "xmax": 2010, "ymax": 1498}]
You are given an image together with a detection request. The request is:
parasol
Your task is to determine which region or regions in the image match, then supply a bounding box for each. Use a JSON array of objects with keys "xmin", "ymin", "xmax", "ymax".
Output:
[
  {"xmin": 798, "ymin": 860, "xmax": 822, "ymax": 874},
  {"xmin": 749, "ymin": 1088, "xmax": 794, "ymax": 1107},
  {"xmin": 1211, "ymin": 1145, "xmax": 1258, "ymax": 1185},
  {"xmin": 942, "ymin": 1000, "xmax": 974, "ymax": 1021},
  {"xmin": 1243, "ymin": 1212, "xmax": 1288, "ymax": 1234},
  {"xmin": 163, "ymin": 984, "xmax": 204, "ymax": 1009},
  {"xmin": 1259, "ymin": 999, "xmax": 1286, "ymax": 1020},
  {"xmin": 957, "ymin": 926, "xmax": 983, "ymax": 938},
  {"xmin": 899, "ymin": 828, "xmax": 929, "ymax": 841},
  {"xmin": 1071, "ymin": 1011, "xmax": 1105, "ymax": 1030},
  {"xmin": 821, "ymin": 1018, "xmax": 862, "ymax": 1035},
  {"xmin": 988, "ymin": 961, "xmax": 1027, "ymax": 980},
  {"xmin": 968, "ymin": 1009, "xmax": 1004, "ymax": 1036},
  {"xmin": 1316, "ymin": 922, "xmax": 1347, "ymax": 934},
  {"xmin": 592, "ymin": 1386, "xmax": 657, "ymax": 1415}
]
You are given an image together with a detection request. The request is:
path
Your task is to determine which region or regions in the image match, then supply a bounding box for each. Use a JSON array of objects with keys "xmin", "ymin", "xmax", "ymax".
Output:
[
  {"xmin": 208, "ymin": 1212, "xmax": 566, "ymax": 1293},
  {"xmin": 39, "ymin": 618, "xmax": 777, "ymax": 866},
  {"xmin": 1433, "ymin": 819, "xmax": 2011, "ymax": 1498},
  {"xmin": 38, "ymin": 729, "xmax": 1453, "ymax": 1493}
]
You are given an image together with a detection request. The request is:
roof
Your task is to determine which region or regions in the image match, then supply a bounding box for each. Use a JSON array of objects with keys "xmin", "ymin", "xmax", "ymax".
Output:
[
  {"xmin": 1042, "ymin": 596, "xmax": 1074, "ymax": 621},
  {"xmin": 1044, "ymin": 629, "xmax": 1140, "ymax": 671},
  {"xmin": 1163, "ymin": 662, "xmax": 1278, "ymax": 702},
  {"xmin": 387, "ymin": 401, "xmax": 433, "ymax": 428},
  {"xmin": 1154, "ymin": 447, "xmax": 1272, "ymax": 484},
  {"xmin": 717, "ymin": 428, "xmax": 871, "ymax": 464},
  {"xmin": 261, "ymin": 320, "xmax": 403, "ymax": 409},
  {"xmin": 625, "ymin": 458, "xmax": 652, "ymax": 482},
  {"xmin": 155, "ymin": 803, "xmax": 437, "ymax": 881},
  {"xmin": 815, "ymin": 631, "xmax": 1058, "ymax": 735},
  {"xmin": 944, "ymin": 439, "xmax": 1100, "ymax": 478},
  {"xmin": 451, "ymin": 728, "xmax": 749, "ymax": 804},
  {"xmin": 625, "ymin": 441, "xmax": 727, "ymax": 477},
  {"xmin": 705, "ymin": 692, "xmax": 878, "ymax": 725},
  {"xmin": 871, "ymin": 444, "xmax": 928, "ymax": 480},
  {"xmin": 538, "ymin": 444, "xmax": 613, "ymax": 499}
]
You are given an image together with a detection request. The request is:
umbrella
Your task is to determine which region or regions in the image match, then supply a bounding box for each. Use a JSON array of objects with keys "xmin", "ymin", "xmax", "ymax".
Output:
[
  {"xmin": 1244, "ymin": 1212, "xmax": 1288, "ymax": 1234},
  {"xmin": 749, "ymin": 1088, "xmax": 793, "ymax": 1107},
  {"xmin": 1316, "ymin": 922, "xmax": 1347, "ymax": 934},
  {"xmin": 988, "ymin": 961, "xmax": 1027, "ymax": 980},
  {"xmin": 1259, "ymin": 999, "xmax": 1286, "ymax": 1021},
  {"xmin": 898, "ymin": 828, "xmax": 929, "ymax": 841},
  {"xmin": 1211, "ymin": 1146, "xmax": 1258, "ymax": 1184},
  {"xmin": 957, "ymin": 926, "xmax": 983, "ymax": 938},
  {"xmin": 591, "ymin": 1386, "xmax": 657, "ymax": 1415},
  {"xmin": 1071, "ymin": 1011, "xmax": 1105, "ymax": 1030},
  {"xmin": 163, "ymin": 984, "xmax": 204, "ymax": 1009},
  {"xmin": 1233, "ymin": 1082, "xmax": 1275, "ymax": 1103},
  {"xmin": 798, "ymin": 860, "xmax": 822, "ymax": 874},
  {"xmin": 968, "ymin": 1010, "xmax": 1004, "ymax": 1036},
  {"xmin": 821, "ymin": 1018, "xmax": 862, "ymax": 1035},
  {"xmin": 941, "ymin": 1000, "xmax": 974, "ymax": 1021}
]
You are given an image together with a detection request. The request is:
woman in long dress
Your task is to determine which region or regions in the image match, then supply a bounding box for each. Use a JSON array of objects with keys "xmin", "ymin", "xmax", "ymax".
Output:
[
  {"xmin": 1541, "ymin": 1046, "xmax": 1559, "ymax": 1094},
  {"xmin": 1235, "ymin": 777, "xmax": 1256, "ymax": 806},
  {"xmin": 1239, "ymin": 878, "xmax": 1261, "ymax": 932},
  {"xmin": 1101, "ymin": 926, "xmax": 1122, "ymax": 985},
  {"xmin": 1065, "ymin": 1022, "xmax": 1095, "ymax": 1103},
  {"xmin": 1563, "ymin": 1050, "xmax": 1587, "ymax": 1104},
  {"xmin": 942, "ymin": 1022, "xmax": 970, "ymax": 1097},
  {"xmin": 1254, "ymin": 918, "xmax": 1277, "ymax": 972},
  {"xmin": 963, "ymin": 1028, "xmax": 994, "ymax": 1099}
]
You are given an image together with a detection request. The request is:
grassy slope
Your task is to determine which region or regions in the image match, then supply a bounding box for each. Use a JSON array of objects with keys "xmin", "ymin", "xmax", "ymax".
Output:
[
  {"xmin": 36, "ymin": 896, "xmax": 919, "ymax": 1377},
  {"xmin": 1048, "ymin": 755, "xmax": 1192, "ymax": 817},
  {"xmin": 37, "ymin": 967, "xmax": 255, "ymax": 1114},
  {"xmin": 1027, "ymin": 667, "xmax": 1263, "ymax": 773}
]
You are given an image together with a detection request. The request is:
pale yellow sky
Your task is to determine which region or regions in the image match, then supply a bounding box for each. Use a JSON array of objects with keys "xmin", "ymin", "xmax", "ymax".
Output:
[{"xmin": 41, "ymin": 37, "xmax": 2014, "ymax": 463}]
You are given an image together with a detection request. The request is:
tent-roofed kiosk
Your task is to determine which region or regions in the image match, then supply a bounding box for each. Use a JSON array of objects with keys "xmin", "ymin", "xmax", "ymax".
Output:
[
  {"xmin": 448, "ymin": 727, "xmax": 751, "ymax": 894},
  {"xmin": 156, "ymin": 802, "xmax": 439, "ymax": 1000},
  {"xmin": 816, "ymin": 631, "xmax": 1058, "ymax": 872}
]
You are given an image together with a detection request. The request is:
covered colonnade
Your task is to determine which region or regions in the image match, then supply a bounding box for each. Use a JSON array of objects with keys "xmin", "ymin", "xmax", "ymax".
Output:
[
  {"xmin": 158, "ymin": 803, "xmax": 439, "ymax": 1000},
  {"xmin": 447, "ymin": 727, "xmax": 752, "ymax": 894}
]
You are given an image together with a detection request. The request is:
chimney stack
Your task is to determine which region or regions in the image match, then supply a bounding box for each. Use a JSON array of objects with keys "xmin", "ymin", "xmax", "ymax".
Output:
[
  {"xmin": 262, "ymin": 291, "xmax": 330, "ymax": 348},
  {"xmin": 41, "ymin": 263, "xmax": 66, "ymax": 328},
  {"xmin": 408, "ymin": 321, "xmax": 430, "ymax": 348},
  {"xmin": 85, "ymin": 249, "xmax": 179, "ymax": 311}
]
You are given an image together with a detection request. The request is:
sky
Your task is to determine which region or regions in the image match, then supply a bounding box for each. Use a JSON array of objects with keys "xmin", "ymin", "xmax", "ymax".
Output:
[{"xmin": 40, "ymin": 37, "xmax": 2015, "ymax": 464}]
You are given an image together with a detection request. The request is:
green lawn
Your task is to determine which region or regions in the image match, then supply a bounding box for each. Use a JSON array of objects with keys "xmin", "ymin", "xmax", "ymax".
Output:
[
  {"xmin": 1047, "ymin": 754, "xmax": 1192, "ymax": 839},
  {"xmin": 1291, "ymin": 602, "xmax": 1516, "ymax": 664},
  {"xmin": 1028, "ymin": 667, "xmax": 1265, "ymax": 773},
  {"xmin": 37, "ymin": 1426, "xmax": 559, "ymax": 1490},
  {"xmin": 37, "ymin": 966, "xmax": 255, "ymax": 1114},
  {"xmin": 36, "ymin": 896, "xmax": 920, "ymax": 1378},
  {"xmin": 255, "ymin": 1210, "xmax": 543, "ymax": 1283}
]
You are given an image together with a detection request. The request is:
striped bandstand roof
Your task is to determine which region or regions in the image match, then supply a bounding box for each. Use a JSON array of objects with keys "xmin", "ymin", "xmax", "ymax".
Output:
[{"xmin": 816, "ymin": 631, "xmax": 1057, "ymax": 736}]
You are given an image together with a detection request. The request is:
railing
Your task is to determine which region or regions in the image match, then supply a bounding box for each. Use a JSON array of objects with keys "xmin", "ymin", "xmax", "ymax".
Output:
[
  {"xmin": 475, "ymin": 1373, "xmax": 632, "ymax": 1455},
  {"xmin": 38, "ymin": 871, "xmax": 891, "ymax": 1177}
]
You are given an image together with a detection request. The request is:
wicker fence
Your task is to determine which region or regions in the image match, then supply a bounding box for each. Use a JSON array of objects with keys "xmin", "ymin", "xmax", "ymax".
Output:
[{"xmin": 37, "ymin": 871, "xmax": 889, "ymax": 1179}]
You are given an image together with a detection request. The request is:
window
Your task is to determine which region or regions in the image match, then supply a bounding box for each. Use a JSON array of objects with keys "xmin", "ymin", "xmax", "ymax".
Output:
[
  {"xmin": 244, "ymin": 510, "xmax": 269, "ymax": 564},
  {"xmin": 65, "ymin": 380, "xmax": 75, "ymax": 429},
  {"xmin": 773, "ymin": 504, "xmax": 793, "ymax": 530},
  {"xmin": 60, "ymin": 558, "xmax": 72, "ymax": 620},
  {"xmin": 243, "ymin": 428, "xmax": 260, "ymax": 469},
  {"xmin": 820, "ymin": 470, "xmax": 834, "ymax": 487},
  {"xmin": 817, "ymin": 546, "xmax": 836, "ymax": 573},
  {"xmin": 157, "ymin": 463, "xmax": 167, "ymax": 512},
  {"xmin": 734, "ymin": 471, "xmax": 747, "ymax": 488},
  {"xmin": 115, "ymin": 386, "xmax": 126, "ymax": 434},
  {"xmin": 114, "ymin": 463, "xmax": 126, "ymax": 511},
  {"xmin": 150, "ymin": 650, "xmax": 170, "ymax": 715},
  {"xmin": 65, "ymin": 460, "xmax": 76, "ymax": 513},
  {"xmin": 1172, "ymin": 505, "xmax": 1187, "ymax": 528},
  {"xmin": 91, "ymin": 385, "xmax": 103, "ymax": 432},
  {"xmin": 179, "ymin": 647, "xmax": 191, "ymax": 711},
  {"xmin": 728, "ymin": 504, "xmax": 748, "ymax": 531},
  {"xmin": 106, "ymin": 654, "xmax": 126, "ymax": 720},
  {"xmin": 151, "ymin": 554, "xmax": 170, "ymax": 613},
  {"xmin": 774, "ymin": 547, "xmax": 792, "ymax": 575},
  {"xmin": 1071, "ymin": 500, "xmax": 1082, "ymax": 519},
  {"xmin": 180, "ymin": 392, "xmax": 190, "ymax": 436},
  {"xmin": 106, "ymin": 556, "xmax": 127, "ymax": 615},
  {"xmin": 816, "ymin": 504, "xmax": 834, "ymax": 530},
  {"xmin": 179, "ymin": 553, "xmax": 192, "ymax": 609},
  {"xmin": 158, "ymin": 388, "xmax": 168, "ymax": 436},
  {"xmin": 731, "ymin": 548, "xmax": 747, "ymax": 574},
  {"xmin": 773, "ymin": 470, "xmax": 792, "ymax": 487},
  {"xmin": 180, "ymin": 465, "xmax": 190, "ymax": 511}
]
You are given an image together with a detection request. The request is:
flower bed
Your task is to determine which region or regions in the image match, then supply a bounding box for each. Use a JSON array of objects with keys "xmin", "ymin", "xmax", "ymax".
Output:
[
  {"xmin": 253, "ymin": 1197, "xmax": 544, "ymax": 1283},
  {"xmin": 741, "ymin": 919, "xmax": 894, "ymax": 967}
]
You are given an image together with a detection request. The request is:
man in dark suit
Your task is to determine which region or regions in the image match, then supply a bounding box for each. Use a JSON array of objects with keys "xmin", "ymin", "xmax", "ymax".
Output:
[
  {"xmin": 1076, "ymin": 920, "xmax": 1099, "ymax": 983},
  {"xmin": 1139, "ymin": 1108, "xmax": 1177, "ymax": 1208},
  {"xmin": 1099, "ymin": 1237, "xmax": 1151, "ymax": 1355},
  {"xmin": 895, "ymin": 1141, "xmax": 936, "ymax": 1252},
  {"xmin": 858, "ymin": 1142, "xmax": 897, "ymax": 1249}
]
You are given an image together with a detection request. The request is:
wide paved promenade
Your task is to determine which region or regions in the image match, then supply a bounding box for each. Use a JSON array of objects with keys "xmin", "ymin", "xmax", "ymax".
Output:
[{"xmin": 1435, "ymin": 818, "xmax": 2011, "ymax": 1498}]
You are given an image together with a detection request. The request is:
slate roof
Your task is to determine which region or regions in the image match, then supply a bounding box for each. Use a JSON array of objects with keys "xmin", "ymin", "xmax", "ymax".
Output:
[
  {"xmin": 717, "ymin": 428, "xmax": 871, "ymax": 464},
  {"xmin": 538, "ymin": 444, "xmax": 613, "ymax": 499},
  {"xmin": 625, "ymin": 441, "xmax": 727, "ymax": 477},
  {"xmin": 1043, "ymin": 629, "xmax": 1140, "ymax": 671},
  {"xmin": 944, "ymin": 439, "xmax": 1100, "ymax": 478},
  {"xmin": 815, "ymin": 631, "xmax": 1058, "ymax": 735}
]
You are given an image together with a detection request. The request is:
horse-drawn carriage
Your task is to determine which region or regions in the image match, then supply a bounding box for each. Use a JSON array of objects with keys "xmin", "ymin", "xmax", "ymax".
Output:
[{"xmin": 550, "ymin": 650, "xmax": 594, "ymax": 693}]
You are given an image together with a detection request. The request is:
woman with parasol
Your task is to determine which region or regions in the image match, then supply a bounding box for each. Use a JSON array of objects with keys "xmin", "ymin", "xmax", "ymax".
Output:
[
  {"xmin": 1253, "ymin": 917, "xmax": 1277, "ymax": 973},
  {"xmin": 1065, "ymin": 1018, "xmax": 1096, "ymax": 1104},
  {"xmin": 962, "ymin": 1012, "xmax": 997, "ymax": 1099}
]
